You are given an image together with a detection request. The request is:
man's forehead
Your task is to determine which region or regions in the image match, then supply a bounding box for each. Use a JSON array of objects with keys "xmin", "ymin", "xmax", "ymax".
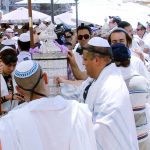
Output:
[
  {"xmin": 111, "ymin": 32, "xmax": 126, "ymax": 40},
  {"xmin": 78, "ymin": 29, "xmax": 90, "ymax": 34}
]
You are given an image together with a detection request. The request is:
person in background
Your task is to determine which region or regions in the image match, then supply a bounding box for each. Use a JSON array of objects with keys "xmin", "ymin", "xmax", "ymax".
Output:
[
  {"xmin": 108, "ymin": 28, "xmax": 150, "ymax": 82},
  {"xmin": 63, "ymin": 29, "xmax": 77, "ymax": 50},
  {"xmin": 111, "ymin": 43, "xmax": 150, "ymax": 150},
  {"xmin": 0, "ymin": 60, "xmax": 97, "ymax": 150},
  {"xmin": 68, "ymin": 23, "xmax": 92, "ymax": 80},
  {"xmin": 1, "ymin": 38, "xmax": 16, "ymax": 50},
  {"xmin": 118, "ymin": 21, "xmax": 148, "ymax": 62},
  {"xmin": 17, "ymin": 33, "xmax": 32, "ymax": 63},
  {"xmin": 5, "ymin": 28, "xmax": 14, "ymax": 39},
  {"xmin": 0, "ymin": 47, "xmax": 24, "ymax": 113},
  {"xmin": 108, "ymin": 16, "xmax": 121, "ymax": 32}
]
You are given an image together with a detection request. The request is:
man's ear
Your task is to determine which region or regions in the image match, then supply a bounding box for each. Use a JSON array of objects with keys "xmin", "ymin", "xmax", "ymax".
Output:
[
  {"xmin": 42, "ymin": 72, "xmax": 48, "ymax": 84},
  {"xmin": 0, "ymin": 142, "xmax": 2, "ymax": 150},
  {"xmin": 95, "ymin": 55, "xmax": 102, "ymax": 66}
]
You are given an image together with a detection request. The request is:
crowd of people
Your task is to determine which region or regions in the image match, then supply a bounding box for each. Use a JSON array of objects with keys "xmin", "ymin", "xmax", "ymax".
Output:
[{"xmin": 0, "ymin": 15, "xmax": 150, "ymax": 150}]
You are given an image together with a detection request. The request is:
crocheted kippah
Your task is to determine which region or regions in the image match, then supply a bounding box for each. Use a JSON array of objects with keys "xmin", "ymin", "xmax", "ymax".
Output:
[
  {"xmin": 111, "ymin": 43, "xmax": 131, "ymax": 62},
  {"xmin": 14, "ymin": 60, "xmax": 39, "ymax": 78}
]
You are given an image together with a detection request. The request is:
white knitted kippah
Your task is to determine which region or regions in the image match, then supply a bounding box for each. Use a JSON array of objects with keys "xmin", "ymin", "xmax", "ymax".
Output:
[
  {"xmin": 19, "ymin": 32, "xmax": 30, "ymax": 42},
  {"xmin": 14, "ymin": 60, "xmax": 39, "ymax": 78},
  {"xmin": 88, "ymin": 37, "xmax": 110, "ymax": 47}
]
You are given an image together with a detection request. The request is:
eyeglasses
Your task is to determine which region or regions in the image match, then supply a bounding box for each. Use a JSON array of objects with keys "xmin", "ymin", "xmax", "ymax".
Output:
[
  {"xmin": 136, "ymin": 28, "xmax": 142, "ymax": 31},
  {"xmin": 78, "ymin": 34, "xmax": 90, "ymax": 40}
]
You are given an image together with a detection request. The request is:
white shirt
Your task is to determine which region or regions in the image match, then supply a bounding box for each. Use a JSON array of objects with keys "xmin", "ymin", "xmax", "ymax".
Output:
[
  {"xmin": 17, "ymin": 51, "xmax": 32, "ymax": 63},
  {"xmin": 0, "ymin": 95, "xmax": 97, "ymax": 150}
]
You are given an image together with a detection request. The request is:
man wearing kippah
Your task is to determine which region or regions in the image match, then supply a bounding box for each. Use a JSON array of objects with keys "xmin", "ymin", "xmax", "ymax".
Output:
[
  {"xmin": 59, "ymin": 37, "xmax": 139, "ymax": 150},
  {"xmin": 108, "ymin": 28, "xmax": 150, "ymax": 81},
  {"xmin": 0, "ymin": 60, "xmax": 97, "ymax": 150},
  {"xmin": 111, "ymin": 43, "xmax": 150, "ymax": 150},
  {"xmin": 17, "ymin": 33, "xmax": 32, "ymax": 63}
]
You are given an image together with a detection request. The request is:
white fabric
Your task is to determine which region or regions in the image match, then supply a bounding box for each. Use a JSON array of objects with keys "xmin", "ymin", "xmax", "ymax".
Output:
[
  {"xmin": 1, "ymin": 7, "xmax": 50, "ymax": 23},
  {"xmin": 85, "ymin": 64, "xmax": 138, "ymax": 150},
  {"xmin": 144, "ymin": 33, "xmax": 150, "ymax": 50},
  {"xmin": 130, "ymin": 55, "xmax": 150, "ymax": 82},
  {"xmin": 0, "ymin": 46, "xmax": 14, "ymax": 52},
  {"xmin": 61, "ymin": 63, "xmax": 139, "ymax": 150},
  {"xmin": 5, "ymin": 28, "xmax": 14, "ymax": 33},
  {"xmin": 1, "ymin": 39, "xmax": 16, "ymax": 47},
  {"xmin": 17, "ymin": 51, "xmax": 32, "ymax": 63},
  {"xmin": 0, "ymin": 95, "xmax": 97, "ymax": 150},
  {"xmin": 120, "ymin": 65, "xmax": 150, "ymax": 149},
  {"xmin": 131, "ymin": 36, "xmax": 145, "ymax": 52},
  {"xmin": 1, "ymin": 74, "xmax": 18, "ymax": 112},
  {"xmin": 1, "ymin": 75, "xmax": 8, "ymax": 97}
]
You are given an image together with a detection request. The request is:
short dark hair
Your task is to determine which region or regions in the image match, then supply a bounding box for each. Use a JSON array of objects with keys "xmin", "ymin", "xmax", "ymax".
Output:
[
  {"xmin": 108, "ymin": 28, "xmax": 132, "ymax": 48},
  {"xmin": 118, "ymin": 21, "xmax": 131, "ymax": 29},
  {"xmin": 0, "ymin": 48, "xmax": 18, "ymax": 65},
  {"xmin": 77, "ymin": 23, "xmax": 92, "ymax": 35},
  {"xmin": 109, "ymin": 16, "xmax": 121, "ymax": 25},
  {"xmin": 18, "ymin": 40, "xmax": 30, "ymax": 51}
]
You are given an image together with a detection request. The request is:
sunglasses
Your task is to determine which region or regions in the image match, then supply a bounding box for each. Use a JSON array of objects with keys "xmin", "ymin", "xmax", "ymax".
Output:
[
  {"xmin": 37, "ymin": 32, "xmax": 41, "ymax": 35},
  {"xmin": 136, "ymin": 28, "xmax": 142, "ymax": 31},
  {"xmin": 65, "ymin": 35, "xmax": 72, "ymax": 39},
  {"xmin": 78, "ymin": 34, "xmax": 90, "ymax": 40}
]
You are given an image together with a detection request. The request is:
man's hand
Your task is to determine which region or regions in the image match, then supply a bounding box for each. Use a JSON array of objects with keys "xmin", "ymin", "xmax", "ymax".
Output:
[{"xmin": 67, "ymin": 50, "xmax": 77, "ymax": 67}]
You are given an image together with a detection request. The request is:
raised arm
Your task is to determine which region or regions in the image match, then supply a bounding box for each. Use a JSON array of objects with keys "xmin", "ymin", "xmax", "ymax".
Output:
[{"xmin": 67, "ymin": 50, "xmax": 88, "ymax": 80}]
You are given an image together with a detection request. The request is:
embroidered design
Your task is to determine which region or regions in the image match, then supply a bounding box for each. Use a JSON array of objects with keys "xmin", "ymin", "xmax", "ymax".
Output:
[{"xmin": 15, "ymin": 62, "xmax": 38, "ymax": 78}]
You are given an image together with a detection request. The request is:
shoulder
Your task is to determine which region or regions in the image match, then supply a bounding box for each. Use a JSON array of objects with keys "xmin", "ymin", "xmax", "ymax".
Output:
[{"xmin": 127, "ymin": 75, "xmax": 149, "ymax": 91}]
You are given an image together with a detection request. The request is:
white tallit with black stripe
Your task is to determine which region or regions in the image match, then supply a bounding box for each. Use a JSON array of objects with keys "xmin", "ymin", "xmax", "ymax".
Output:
[
  {"xmin": 60, "ymin": 63, "xmax": 139, "ymax": 150},
  {"xmin": 82, "ymin": 63, "xmax": 139, "ymax": 150}
]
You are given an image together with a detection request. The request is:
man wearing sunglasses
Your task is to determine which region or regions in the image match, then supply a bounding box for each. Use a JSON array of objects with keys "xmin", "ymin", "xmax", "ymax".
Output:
[{"xmin": 68, "ymin": 23, "xmax": 92, "ymax": 80}]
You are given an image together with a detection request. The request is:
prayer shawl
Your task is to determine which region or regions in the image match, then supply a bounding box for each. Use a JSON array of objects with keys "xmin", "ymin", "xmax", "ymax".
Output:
[
  {"xmin": 1, "ymin": 74, "xmax": 18, "ymax": 112},
  {"xmin": 120, "ymin": 65, "xmax": 150, "ymax": 150},
  {"xmin": 1, "ymin": 75, "xmax": 8, "ymax": 97},
  {"xmin": 84, "ymin": 63, "xmax": 139, "ymax": 150},
  {"xmin": 130, "ymin": 55, "xmax": 150, "ymax": 82},
  {"xmin": 0, "ymin": 95, "xmax": 97, "ymax": 150},
  {"xmin": 61, "ymin": 63, "xmax": 139, "ymax": 150}
]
